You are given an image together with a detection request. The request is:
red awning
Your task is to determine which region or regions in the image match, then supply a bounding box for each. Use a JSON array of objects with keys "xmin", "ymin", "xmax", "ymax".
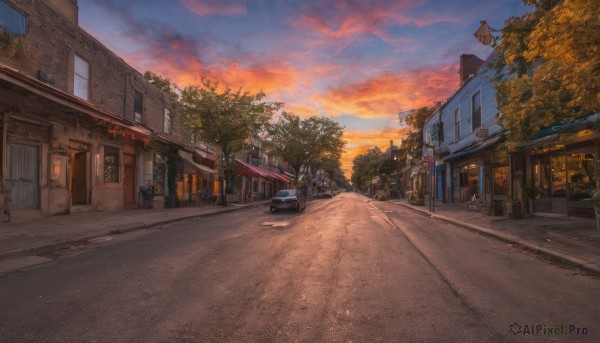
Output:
[
  {"xmin": 265, "ymin": 169, "xmax": 291, "ymax": 182},
  {"xmin": 235, "ymin": 159, "xmax": 270, "ymax": 178},
  {"xmin": 235, "ymin": 159, "xmax": 291, "ymax": 183}
]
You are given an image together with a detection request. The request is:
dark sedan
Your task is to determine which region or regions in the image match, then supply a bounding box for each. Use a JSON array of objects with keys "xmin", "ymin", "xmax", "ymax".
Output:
[{"xmin": 270, "ymin": 189, "xmax": 306, "ymax": 212}]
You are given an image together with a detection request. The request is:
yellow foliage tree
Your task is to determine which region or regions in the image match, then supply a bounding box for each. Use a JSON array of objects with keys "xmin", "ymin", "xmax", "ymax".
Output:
[{"xmin": 495, "ymin": 0, "xmax": 600, "ymax": 150}]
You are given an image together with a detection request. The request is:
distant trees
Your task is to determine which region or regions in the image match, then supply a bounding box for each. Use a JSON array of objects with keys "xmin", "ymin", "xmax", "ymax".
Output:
[
  {"xmin": 494, "ymin": 0, "xmax": 600, "ymax": 150},
  {"xmin": 351, "ymin": 147, "xmax": 385, "ymax": 192},
  {"xmin": 266, "ymin": 112, "xmax": 346, "ymax": 198},
  {"xmin": 181, "ymin": 79, "xmax": 282, "ymax": 205}
]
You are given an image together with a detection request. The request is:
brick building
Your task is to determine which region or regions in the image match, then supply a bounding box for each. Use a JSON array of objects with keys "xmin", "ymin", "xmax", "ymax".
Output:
[{"xmin": 0, "ymin": 0, "xmax": 216, "ymax": 218}]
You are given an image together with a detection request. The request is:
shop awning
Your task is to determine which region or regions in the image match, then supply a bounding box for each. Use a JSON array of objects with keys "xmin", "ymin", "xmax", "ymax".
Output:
[
  {"xmin": 183, "ymin": 158, "xmax": 217, "ymax": 174},
  {"xmin": 235, "ymin": 159, "xmax": 291, "ymax": 182},
  {"xmin": 443, "ymin": 134, "xmax": 502, "ymax": 163},
  {"xmin": 264, "ymin": 169, "xmax": 292, "ymax": 182},
  {"xmin": 235, "ymin": 159, "xmax": 270, "ymax": 178},
  {"xmin": 0, "ymin": 64, "xmax": 151, "ymax": 142}
]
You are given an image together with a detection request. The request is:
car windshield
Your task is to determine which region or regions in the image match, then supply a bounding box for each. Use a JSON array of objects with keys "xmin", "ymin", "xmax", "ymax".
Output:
[{"xmin": 275, "ymin": 190, "xmax": 297, "ymax": 197}]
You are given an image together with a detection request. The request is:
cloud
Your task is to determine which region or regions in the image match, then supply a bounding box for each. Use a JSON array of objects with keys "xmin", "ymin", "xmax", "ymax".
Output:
[
  {"xmin": 202, "ymin": 58, "xmax": 300, "ymax": 95},
  {"xmin": 180, "ymin": 0, "xmax": 247, "ymax": 16},
  {"xmin": 340, "ymin": 125, "xmax": 410, "ymax": 176},
  {"xmin": 312, "ymin": 65, "xmax": 458, "ymax": 119},
  {"xmin": 291, "ymin": 0, "xmax": 458, "ymax": 50}
]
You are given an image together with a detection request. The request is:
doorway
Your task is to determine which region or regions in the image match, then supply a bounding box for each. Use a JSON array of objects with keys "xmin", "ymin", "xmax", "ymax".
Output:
[
  {"xmin": 123, "ymin": 154, "xmax": 136, "ymax": 206},
  {"xmin": 7, "ymin": 143, "xmax": 40, "ymax": 210},
  {"xmin": 70, "ymin": 150, "xmax": 89, "ymax": 205}
]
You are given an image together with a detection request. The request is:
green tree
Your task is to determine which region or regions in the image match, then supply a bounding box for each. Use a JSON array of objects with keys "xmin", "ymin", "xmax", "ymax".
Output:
[
  {"xmin": 143, "ymin": 71, "xmax": 180, "ymax": 101},
  {"xmin": 266, "ymin": 112, "xmax": 346, "ymax": 198},
  {"xmin": 321, "ymin": 157, "xmax": 343, "ymax": 189},
  {"xmin": 265, "ymin": 112, "xmax": 306, "ymax": 182},
  {"xmin": 351, "ymin": 147, "xmax": 385, "ymax": 192},
  {"xmin": 396, "ymin": 106, "xmax": 436, "ymax": 165},
  {"xmin": 181, "ymin": 79, "xmax": 282, "ymax": 205},
  {"xmin": 495, "ymin": 0, "xmax": 600, "ymax": 150}
]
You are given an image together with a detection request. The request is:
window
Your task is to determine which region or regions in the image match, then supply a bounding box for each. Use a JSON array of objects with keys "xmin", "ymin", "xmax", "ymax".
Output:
[
  {"xmin": 163, "ymin": 108, "xmax": 172, "ymax": 134},
  {"xmin": 430, "ymin": 121, "xmax": 442, "ymax": 143},
  {"xmin": 454, "ymin": 107, "xmax": 460, "ymax": 141},
  {"xmin": 134, "ymin": 91, "xmax": 143, "ymax": 122},
  {"xmin": 493, "ymin": 166, "xmax": 509, "ymax": 196},
  {"xmin": 73, "ymin": 55, "xmax": 90, "ymax": 100},
  {"xmin": 472, "ymin": 91, "xmax": 481, "ymax": 130},
  {"xmin": 104, "ymin": 146, "xmax": 120, "ymax": 183},
  {"xmin": 0, "ymin": 0, "xmax": 27, "ymax": 35}
]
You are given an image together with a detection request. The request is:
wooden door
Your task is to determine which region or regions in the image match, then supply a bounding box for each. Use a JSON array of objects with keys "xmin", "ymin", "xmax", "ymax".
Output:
[
  {"xmin": 123, "ymin": 154, "xmax": 136, "ymax": 206},
  {"xmin": 124, "ymin": 166, "xmax": 135, "ymax": 206},
  {"xmin": 72, "ymin": 152, "xmax": 87, "ymax": 204},
  {"xmin": 7, "ymin": 144, "xmax": 39, "ymax": 210}
]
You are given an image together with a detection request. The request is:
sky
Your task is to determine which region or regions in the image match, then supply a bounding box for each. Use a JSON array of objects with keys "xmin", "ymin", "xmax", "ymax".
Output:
[{"xmin": 78, "ymin": 0, "xmax": 532, "ymax": 177}]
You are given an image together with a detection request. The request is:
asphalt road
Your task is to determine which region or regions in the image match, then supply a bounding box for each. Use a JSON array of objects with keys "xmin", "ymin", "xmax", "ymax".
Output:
[{"xmin": 0, "ymin": 192, "xmax": 598, "ymax": 342}]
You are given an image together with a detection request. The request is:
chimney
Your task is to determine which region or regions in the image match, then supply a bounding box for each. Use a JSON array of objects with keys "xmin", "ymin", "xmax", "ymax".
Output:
[
  {"xmin": 47, "ymin": 0, "xmax": 79, "ymax": 25},
  {"xmin": 459, "ymin": 54, "xmax": 484, "ymax": 85}
]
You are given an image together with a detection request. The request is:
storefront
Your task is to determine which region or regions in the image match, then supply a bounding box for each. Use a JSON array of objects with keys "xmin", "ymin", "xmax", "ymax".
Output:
[
  {"xmin": 529, "ymin": 142, "xmax": 597, "ymax": 217},
  {"xmin": 457, "ymin": 161, "xmax": 480, "ymax": 202}
]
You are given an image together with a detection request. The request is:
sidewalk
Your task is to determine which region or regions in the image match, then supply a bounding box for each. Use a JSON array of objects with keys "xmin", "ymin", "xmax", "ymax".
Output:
[
  {"xmin": 0, "ymin": 200, "xmax": 271, "ymax": 261},
  {"xmin": 389, "ymin": 198, "xmax": 600, "ymax": 275}
]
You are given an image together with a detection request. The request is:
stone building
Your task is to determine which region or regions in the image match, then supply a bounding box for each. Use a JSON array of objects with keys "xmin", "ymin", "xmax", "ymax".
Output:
[{"xmin": 0, "ymin": 0, "xmax": 215, "ymax": 218}]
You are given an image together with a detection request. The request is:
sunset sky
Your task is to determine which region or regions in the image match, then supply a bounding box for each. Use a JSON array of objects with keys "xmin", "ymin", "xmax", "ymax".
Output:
[{"xmin": 79, "ymin": 0, "xmax": 531, "ymax": 176}]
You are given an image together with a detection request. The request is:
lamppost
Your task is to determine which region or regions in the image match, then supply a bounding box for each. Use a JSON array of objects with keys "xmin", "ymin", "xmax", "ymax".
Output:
[
  {"xmin": 423, "ymin": 142, "xmax": 435, "ymax": 213},
  {"xmin": 473, "ymin": 20, "xmax": 501, "ymax": 47},
  {"xmin": 406, "ymin": 153, "xmax": 413, "ymax": 200}
]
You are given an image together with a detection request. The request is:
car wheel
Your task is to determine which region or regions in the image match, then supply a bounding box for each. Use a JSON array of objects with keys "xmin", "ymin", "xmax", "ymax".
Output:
[
  {"xmin": 296, "ymin": 203, "xmax": 300, "ymax": 212},
  {"xmin": 270, "ymin": 207, "xmax": 277, "ymax": 213}
]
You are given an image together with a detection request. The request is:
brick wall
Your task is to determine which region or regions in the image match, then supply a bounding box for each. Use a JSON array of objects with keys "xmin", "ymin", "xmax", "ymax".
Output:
[
  {"xmin": 459, "ymin": 54, "xmax": 484, "ymax": 85},
  {"xmin": 0, "ymin": 0, "xmax": 181, "ymax": 137}
]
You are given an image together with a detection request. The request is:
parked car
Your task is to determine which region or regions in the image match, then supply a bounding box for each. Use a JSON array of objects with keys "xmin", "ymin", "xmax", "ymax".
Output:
[
  {"xmin": 270, "ymin": 189, "xmax": 306, "ymax": 212},
  {"xmin": 318, "ymin": 190, "xmax": 333, "ymax": 198}
]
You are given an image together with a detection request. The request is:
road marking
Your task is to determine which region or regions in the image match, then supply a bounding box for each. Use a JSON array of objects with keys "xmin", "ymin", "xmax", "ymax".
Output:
[
  {"xmin": 261, "ymin": 221, "xmax": 290, "ymax": 227},
  {"xmin": 88, "ymin": 236, "xmax": 113, "ymax": 243}
]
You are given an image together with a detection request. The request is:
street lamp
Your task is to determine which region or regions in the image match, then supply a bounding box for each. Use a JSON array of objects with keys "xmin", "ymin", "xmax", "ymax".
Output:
[
  {"xmin": 474, "ymin": 20, "xmax": 500, "ymax": 47},
  {"xmin": 406, "ymin": 153, "xmax": 413, "ymax": 200},
  {"xmin": 423, "ymin": 142, "xmax": 436, "ymax": 213}
]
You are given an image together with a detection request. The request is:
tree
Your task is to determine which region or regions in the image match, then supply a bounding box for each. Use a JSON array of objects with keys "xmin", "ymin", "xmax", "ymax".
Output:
[
  {"xmin": 181, "ymin": 79, "xmax": 282, "ymax": 205},
  {"xmin": 395, "ymin": 106, "xmax": 436, "ymax": 169},
  {"xmin": 265, "ymin": 112, "xmax": 306, "ymax": 182},
  {"xmin": 266, "ymin": 112, "xmax": 346, "ymax": 198},
  {"xmin": 494, "ymin": 0, "xmax": 600, "ymax": 150},
  {"xmin": 351, "ymin": 147, "xmax": 385, "ymax": 192},
  {"xmin": 321, "ymin": 157, "xmax": 343, "ymax": 189},
  {"xmin": 143, "ymin": 71, "xmax": 180, "ymax": 101}
]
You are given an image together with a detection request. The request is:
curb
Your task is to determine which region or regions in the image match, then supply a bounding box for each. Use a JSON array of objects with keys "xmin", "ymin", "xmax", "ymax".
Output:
[
  {"xmin": 0, "ymin": 202, "xmax": 269, "ymax": 261},
  {"xmin": 388, "ymin": 200, "xmax": 600, "ymax": 276}
]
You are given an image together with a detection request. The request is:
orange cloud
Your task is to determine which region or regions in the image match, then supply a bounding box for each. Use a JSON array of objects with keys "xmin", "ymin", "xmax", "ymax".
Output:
[
  {"xmin": 180, "ymin": 0, "xmax": 247, "ymax": 16},
  {"xmin": 340, "ymin": 126, "xmax": 411, "ymax": 177},
  {"xmin": 292, "ymin": 1, "xmax": 458, "ymax": 49},
  {"xmin": 283, "ymin": 104, "xmax": 319, "ymax": 118},
  {"xmin": 203, "ymin": 59, "xmax": 300, "ymax": 95},
  {"xmin": 312, "ymin": 66, "xmax": 458, "ymax": 119}
]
